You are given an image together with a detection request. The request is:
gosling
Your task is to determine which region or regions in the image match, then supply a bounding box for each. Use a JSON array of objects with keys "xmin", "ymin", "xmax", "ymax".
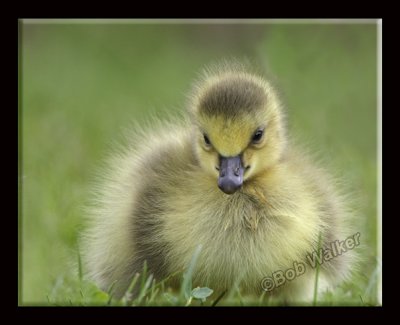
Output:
[{"xmin": 82, "ymin": 61, "xmax": 355, "ymax": 304}]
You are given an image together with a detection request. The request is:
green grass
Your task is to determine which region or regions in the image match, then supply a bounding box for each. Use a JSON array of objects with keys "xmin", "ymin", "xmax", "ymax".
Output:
[{"xmin": 20, "ymin": 20, "xmax": 380, "ymax": 306}]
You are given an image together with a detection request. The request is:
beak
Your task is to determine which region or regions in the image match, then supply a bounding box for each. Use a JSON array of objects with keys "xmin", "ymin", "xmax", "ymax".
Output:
[{"xmin": 218, "ymin": 155, "xmax": 244, "ymax": 194}]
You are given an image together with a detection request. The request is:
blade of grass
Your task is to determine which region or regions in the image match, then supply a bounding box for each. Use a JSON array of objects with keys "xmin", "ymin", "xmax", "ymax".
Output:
[
  {"xmin": 135, "ymin": 274, "xmax": 154, "ymax": 305},
  {"xmin": 364, "ymin": 257, "xmax": 381, "ymax": 303},
  {"xmin": 77, "ymin": 246, "xmax": 83, "ymax": 284},
  {"xmin": 121, "ymin": 272, "xmax": 141, "ymax": 305},
  {"xmin": 140, "ymin": 261, "xmax": 148, "ymax": 292},
  {"xmin": 149, "ymin": 287, "xmax": 160, "ymax": 303},
  {"xmin": 258, "ymin": 290, "xmax": 266, "ymax": 306},
  {"xmin": 211, "ymin": 290, "xmax": 227, "ymax": 307},
  {"xmin": 151, "ymin": 269, "xmax": 181, "ymax": 291},
  {"xmin": 235, "ymin": 286, "xmax": 244, "ymax": 306},
  {"xmin": 226, "ymin": 273, "xmax": 245, "ymax": 302},
  {"xmin": 180, "ymin": 244, "xmax": 203, "ymax": 301},
  {"xmin": 313, "ymin": 232, "xmax": 323, "ymax": 306},
  {"xmin": 185, "ymin": 296, "xmax": 193, "ymax": 306},
  {"xmin": 106, "ymin": 280, "xmax": 118, "ymax": 305}
]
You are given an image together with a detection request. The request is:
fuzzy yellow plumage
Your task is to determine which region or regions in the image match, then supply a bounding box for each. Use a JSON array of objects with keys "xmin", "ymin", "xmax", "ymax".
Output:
[{"xmin": 82, "ymin": 60, "xmax": 355, "ymax": 304}]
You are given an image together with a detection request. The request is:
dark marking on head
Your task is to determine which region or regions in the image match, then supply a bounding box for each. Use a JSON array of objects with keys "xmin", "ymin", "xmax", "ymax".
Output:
[{"xmin": 199, "ymin": 77, "xmax": 267, "ymax": 118}]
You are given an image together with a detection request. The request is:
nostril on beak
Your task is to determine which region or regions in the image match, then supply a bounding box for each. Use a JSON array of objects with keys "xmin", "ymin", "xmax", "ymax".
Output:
[{"xmin": 217, "ymin": 156, "xmax": 244, "ymax": 195}]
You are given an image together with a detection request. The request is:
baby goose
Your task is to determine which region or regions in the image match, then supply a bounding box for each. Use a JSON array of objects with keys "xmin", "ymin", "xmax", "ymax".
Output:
[{"xmin": 82, "ymin": 61, "xmax": 354, "ymax": 303}]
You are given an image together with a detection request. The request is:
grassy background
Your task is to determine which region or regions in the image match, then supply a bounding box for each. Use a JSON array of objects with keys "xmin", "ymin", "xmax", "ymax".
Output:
[{"xmin": 20, "ymin": 20, "xmax": 379, "ymax": 305}]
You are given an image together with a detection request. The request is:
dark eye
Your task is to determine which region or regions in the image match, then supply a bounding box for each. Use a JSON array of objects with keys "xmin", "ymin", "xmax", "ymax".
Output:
[
  {"xmin": 252, "ymin": 129, "xmax": 264, "ymax": 143},
  {"xmin": 203, "ymin": 134, "xmax": 211, "ymax": 146}
]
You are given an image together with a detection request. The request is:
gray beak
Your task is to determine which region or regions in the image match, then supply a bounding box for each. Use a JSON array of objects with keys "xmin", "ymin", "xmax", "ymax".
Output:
[{"xmin": 218, "ymin": 155, "xmax": 244, "ymax": 194}]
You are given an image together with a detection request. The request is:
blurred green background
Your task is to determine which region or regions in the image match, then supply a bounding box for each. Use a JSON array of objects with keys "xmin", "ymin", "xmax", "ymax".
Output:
[{"xmin": 20, "ymin": 20, "xmax": 379, "ymax": 305}]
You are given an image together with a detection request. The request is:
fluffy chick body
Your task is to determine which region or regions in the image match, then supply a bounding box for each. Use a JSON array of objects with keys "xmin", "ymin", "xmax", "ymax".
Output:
[{"xmin": 83, "ymin": 62, "xmax": 353, "ymax": 303}]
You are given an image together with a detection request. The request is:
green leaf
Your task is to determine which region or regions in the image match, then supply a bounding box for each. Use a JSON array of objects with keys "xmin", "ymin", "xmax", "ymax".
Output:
[
  {"xmin": 92, "ymin": 291, "xmax": 109, "ymax": 304},
  {"xmin": 191, "ymin": 287, "xmax": 214, "ymax": 302}
]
